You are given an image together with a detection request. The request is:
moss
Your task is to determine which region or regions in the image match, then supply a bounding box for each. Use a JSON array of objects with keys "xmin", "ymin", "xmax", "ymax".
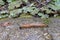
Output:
[
  {"xmin": 0, "ymin": 18, "xmax": 8, "ymax": 21},
  {"xmin": 20, "ymin": 13, "xmax": 32, "ymax": 18},
  {"xmin": 42, "ymin": 18, "xmax": 51, "ymax": 24},
  {"xmin": 56, "ymin": 16, "xmax": 60, "ymax": 18}
]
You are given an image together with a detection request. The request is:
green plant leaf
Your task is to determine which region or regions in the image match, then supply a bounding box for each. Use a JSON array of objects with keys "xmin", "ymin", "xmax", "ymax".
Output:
[
  {"xmin": 47, "ymin": 0, "xmax": 60, "ymax": 10},
  {"xmin": 22, "ymin": 0, "xmax": 28, "ymax": 3},
  {"xmin": 7, "ymin": 0, "xmax": 17, "ymax": 3},
  {"xmin": 7, "ymin": 0, "xmax": 13, "ymax": 3},
  {"xmin": 0, "ymin": 14, "xmax": 9, "ymax": 19},
  {"xmin": 8, "ymin": 0, "xmax": 22, "ymax": 10},
  {"xmin": 0, "ymin": 0, "xmax": 4, "ymax": 5},
  {"xmin": 22, "ymin": 6, "xmax": 39, "ymax": 15},
  {"xmin": 10, "ymin": 8, "xmax": 22, "ymax": 14},
  {"xmin": 0, "ymin": 10, "xmax": 9, "ymax": 15},
  {"xmin": 38, "ymin": 13, "xmax": 49, "ymax": 18}
]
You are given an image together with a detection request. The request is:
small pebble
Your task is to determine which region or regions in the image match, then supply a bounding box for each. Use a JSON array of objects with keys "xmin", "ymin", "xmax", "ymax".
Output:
[{"xmin": 43, "ymin": 32, "xmax": 53, "ymax": 40}]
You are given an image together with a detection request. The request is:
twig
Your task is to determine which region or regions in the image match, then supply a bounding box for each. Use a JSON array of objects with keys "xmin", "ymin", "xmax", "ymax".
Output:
[{"xmin": 20, "ymin": 23, "xmax": 48, "ymax": 28}]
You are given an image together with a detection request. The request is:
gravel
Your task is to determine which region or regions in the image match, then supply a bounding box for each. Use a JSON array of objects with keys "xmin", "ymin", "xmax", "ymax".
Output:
[{"xmin": 0, "ymin": 18, "xmax": 60, "ymax": 40}]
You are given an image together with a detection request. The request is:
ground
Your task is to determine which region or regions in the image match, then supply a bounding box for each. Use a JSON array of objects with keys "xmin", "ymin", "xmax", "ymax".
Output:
[{"xmin": 0, "ymin": 17, "xmax": 60, "ymax": 40}]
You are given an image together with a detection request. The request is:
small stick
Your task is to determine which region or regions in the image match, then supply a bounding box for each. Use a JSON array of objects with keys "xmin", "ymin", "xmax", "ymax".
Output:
[{"xmin": 20, "ymin": 23, "xmax": 48, "ymax": 28}]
